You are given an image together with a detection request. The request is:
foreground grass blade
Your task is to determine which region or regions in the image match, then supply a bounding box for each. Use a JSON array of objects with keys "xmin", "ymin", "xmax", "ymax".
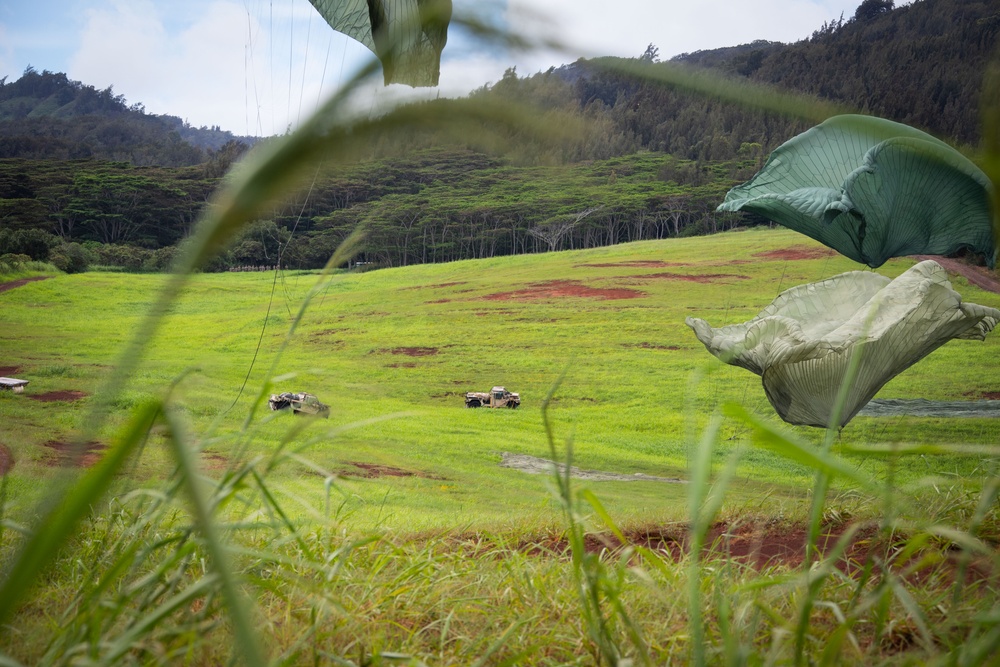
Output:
[
  {"xmin": 160, "ymin": 406, "xmax": 267, "ymax": 667},
  {"xmin": 0, "ymin": 401, "xmax": 159, "ymax": 629},
  {"xmin": 722, "ymin": 404, "xmax": 878, "ymax": 494}
]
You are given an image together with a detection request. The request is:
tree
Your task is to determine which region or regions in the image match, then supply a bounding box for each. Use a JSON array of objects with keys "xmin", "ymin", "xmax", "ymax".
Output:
[
  {"xmin": 527, "ymin": 207, "xmax": 601, "ymax": 252},
  {"xmin": 639, "ymin": 44, "xmax": 660, "ymax": 63},
  {"xmin": 854, "ymin": 0, "xmax": 893, "ymax": 22}
]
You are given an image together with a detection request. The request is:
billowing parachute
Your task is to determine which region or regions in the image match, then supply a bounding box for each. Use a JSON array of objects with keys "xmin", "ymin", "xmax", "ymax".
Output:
[
  {"xmin": 686, "ymin": 260, "xmax": 1000, "ymax": 427},
  {"xmin": 307, "ymin": 0, "xmax": 451, "ymax": 87},
  {"xmin": 718, "ymin": 115, "xmax": 996, "ymax": 268}
]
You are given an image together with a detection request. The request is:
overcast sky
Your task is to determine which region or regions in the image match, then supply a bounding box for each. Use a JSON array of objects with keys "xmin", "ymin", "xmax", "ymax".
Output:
[{"xmin": 1, "ymin": 0, "xmax": 896, "ymax": 137}]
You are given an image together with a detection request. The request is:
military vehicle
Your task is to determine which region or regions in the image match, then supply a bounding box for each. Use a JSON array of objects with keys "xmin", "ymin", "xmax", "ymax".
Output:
[
  {"xmin": 465, "ymin": 386, "xmax": 520, "ymax": 409},
  {"xmin": 268, "ymin": 392, "xmax": 330, "ymax": 417}
]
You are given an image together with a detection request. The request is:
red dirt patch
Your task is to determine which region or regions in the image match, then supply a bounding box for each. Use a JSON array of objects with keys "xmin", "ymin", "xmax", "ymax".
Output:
[
  {"xmin": 963, "ymin": 390, "xmax": 1000, "ymax": 400},
  {"xmin": 486, "ymin": 520, "xmax": 993, "ymax": 584},
  {"xmin": 344, "ymin": 462, "xmax": 414, "ymax": 478},
  {"xmin": 580, "ymin": 260, "xmax": 686, "ymax": 268},
  {"xmin": 0, "ymin": 444, "xmax": 13, "ymax": 475},
  {"xmin": 28, "ymin": 390, "xmax": 88, "ymax": 402},
  {"xmin": 754, "ymin": 246, "xmax": 837, "ymax": 261},
  {"xmin": 372, "ymin": 347, "xmax": 439, "ymax": 357},
  {"xmin": 624, "ymin": 343, "xmax": 680, "ymax": 351},
  {"xmin": 404, "ymin": 281, "xmax": 467, "ymax": 290},
  {"xmin": 387, "ymin": 362, "xmax": 418, "ymax": 368},
  {"xmin": 201, "ymin": 452, "xmax": 229, "ymax": 471},
  {"xmin": 41, "ymin": 440, "xmax": 106, "ymax": 467},
  {"xmin": 0, "ymin": 366, "xmax": 20, "ymax": 375},
  {"xmin": 633, "ymin": 272, "xmax": 750, "ymax": 283},
  {"xmin": 483, "ymin": 280, "xmax": 644, "ymax": 301},
  {"xmin": 339, "ymin": 461, "xmax": 446, "ymax": 480},
  {"xmin": 426, "ymin": 298, "xmax": 452, "ymax": 304},
  {"xmin": 912, "ymin": 255, "xmax": 1000, "ymax": 295},
  {"xmin": 0, "ymin": 276, "xmax": 50, "ymax": 293}
]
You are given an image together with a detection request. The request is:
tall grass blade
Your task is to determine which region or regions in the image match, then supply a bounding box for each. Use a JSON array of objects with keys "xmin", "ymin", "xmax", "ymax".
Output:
[
  {"xmin": 0, "ymin": 400, "xmax": 159, "ymax": 629},
  {"xmin": 160, "ymin": 406, "xmax": 267, "ymax": 667}
]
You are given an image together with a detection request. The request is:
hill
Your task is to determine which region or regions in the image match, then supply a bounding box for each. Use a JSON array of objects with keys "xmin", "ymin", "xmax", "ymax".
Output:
[
  {"xmin": 0, "ymin": 67, "xmax": 254, "ymax": 165},
  {"xmin": 673, "ymin": 0, "xmax": 998, "ymax": 147}
]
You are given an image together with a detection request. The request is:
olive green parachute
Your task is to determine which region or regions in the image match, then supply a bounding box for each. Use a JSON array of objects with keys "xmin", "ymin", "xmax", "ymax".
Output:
[
  {"xmin": 307, "ymin": 0, "xmax": 451, "ymax": 87},
  {"xmin": 718, "ymin": 115, "xmax": 996, "ymax": 268},
  {"xmin": 686, "ymin": 260, "xmax": 1000, "ymax": 427}
]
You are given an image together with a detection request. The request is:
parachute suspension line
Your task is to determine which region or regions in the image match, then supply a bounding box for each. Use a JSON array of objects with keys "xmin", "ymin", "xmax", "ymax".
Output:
[
  {"xmin": 244, "ymin": 4, "xmax": 266, "ymax": 137},
  {"xmin": 287, "ymin": 0, "xmax": 294, "ymax": 129},
  {"xmin": 297, "ymin": 7, "xmax": 313, "ymax": 126},
  {"xmin": 222, "ymin": 268, "xmax": 281, "ymax": 416},
  {"xmin": 269, "ymin": 0, "xmax": 274, "ymax": 135},
  {"xmin": 244, "ymin": 9, "xmax": 251, "ymax": 136},
  {"xmin": 774, "ymin": 260, "xmax": 788, "ymax": 297},
  {"xmin": 316, "ymin": 32, "xmax": 335, "ymax": 107},
  {"xmin": 336, "ymin": 37, "xmax": 349, "ymax": 92}
]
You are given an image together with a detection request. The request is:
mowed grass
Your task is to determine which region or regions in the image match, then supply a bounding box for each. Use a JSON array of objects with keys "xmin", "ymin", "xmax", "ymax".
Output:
[{"xmin": 3, "ymin": 227, "xmax": 1000, "ymax": 532}]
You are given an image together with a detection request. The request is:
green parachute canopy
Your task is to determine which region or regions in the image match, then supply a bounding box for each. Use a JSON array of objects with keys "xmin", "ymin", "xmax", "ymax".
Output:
[
  {"xmin": 686, "ymin": 260, "xmax": 1000, "ymax": 427},
  {"xmin": 307, "ymin": 0, "xmax": 451, "ymax": 87},
  {"xmin": 718, "ymin": 115, "xmax": 997, "ymax": 268}
]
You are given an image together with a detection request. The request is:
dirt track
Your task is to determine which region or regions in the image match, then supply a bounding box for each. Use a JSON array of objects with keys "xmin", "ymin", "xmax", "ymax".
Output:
[
  {"xmin": 912, "ymin": 255, "xmax": 1000, "ymax": 294},
  {"xmin": 0, "ymin": 276, "xmax": 50, "ymax": 293}
]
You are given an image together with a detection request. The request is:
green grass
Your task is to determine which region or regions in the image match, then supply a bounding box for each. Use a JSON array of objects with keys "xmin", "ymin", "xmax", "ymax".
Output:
[{"xmin": 2, "ymin": 228, "xmax": 999, "ymax": 532}]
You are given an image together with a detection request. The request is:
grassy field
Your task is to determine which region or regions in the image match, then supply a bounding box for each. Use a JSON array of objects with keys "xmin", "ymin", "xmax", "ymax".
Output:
[
  {"xmin": 3, "ymin": 228, "xmax": 1000, "ymax": 526},
  {"xmin": 3, "ymin": 228, "xmax": 1000, "ymax": 664}
]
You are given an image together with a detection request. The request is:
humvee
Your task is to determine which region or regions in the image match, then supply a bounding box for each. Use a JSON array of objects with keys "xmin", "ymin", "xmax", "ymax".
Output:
[
  {"xmin": 268, "ymin": 392, "xmax": 330, "ymax": 417},
  {"xmin": 465, "ymin": 386, "xmax": 520, "ymax": 409}
]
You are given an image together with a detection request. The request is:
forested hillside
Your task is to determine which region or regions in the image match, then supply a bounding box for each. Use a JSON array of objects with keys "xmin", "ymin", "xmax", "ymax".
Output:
[
  {"xmin": 671, "ymin": 0, "xmax": 999, "ymax": 147},
  {"xmin": 0, "ymin": 0, "xmax": 995, "ymax": 273},
  {"xmin": 0, "ymin": 68, "xmax": 253, "ymax": 165}
]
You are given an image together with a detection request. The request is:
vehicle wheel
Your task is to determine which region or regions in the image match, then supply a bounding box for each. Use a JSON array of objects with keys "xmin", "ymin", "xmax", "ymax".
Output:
[
  {"xmin": 467, "ymin": 400, "xmax": 481, "ymax": 408},
  {"xmin": 509, "ymin": 402, "xmax": 519, "ymax": 409}
]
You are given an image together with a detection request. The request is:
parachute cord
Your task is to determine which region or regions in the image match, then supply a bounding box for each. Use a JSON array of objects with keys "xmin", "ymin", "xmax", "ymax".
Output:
[
  {"xmin": 775, "ymin": 260, "xmax": 788, "ymax": 296},
  {"xmin": 317, "ymin": 33, "xmax": 334, "ymax": 107},
  {"xmin": 224, "ymin": 161, "xmax": 322, "ymax": 415},
  {"xmin": 287, "ymin": 0, "xmax": 294, "ymax": 128},
  {"xmin": 297, "ymin": 6, "xmax": 313, "ymax": 125},
  {"xmin": 223, "ymin": 267, "xmax": 280, "ymax": 416}
]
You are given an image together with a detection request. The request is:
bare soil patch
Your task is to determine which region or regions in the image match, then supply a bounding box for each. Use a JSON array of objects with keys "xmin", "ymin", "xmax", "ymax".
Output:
[
  {"xmin": 631, "ymin": 272, "xmax": 750, "ymax": 283},
  {"xmin": 28, "ymin": 390, "xmax": 88, "ymax": 402},
  {"xmin": 387, "ymin": 362, "xmax": 418, "ymax": 368},
  {"xmin": 426, "ymin": 298, "xmax": 452, "ymax": 304},
  {"xmin": 340, "ymin": 461, "xmax": 444, "ymax": 480},
  {"xmin": 483, "ymin": 280, "xmax": 644, "ymax": 301},
  {"xmin": 374, "ymin": 346, "xmax": 439, "ymax": 357},
  {"xmin": 41, "ymin": 440, "xmax": 106, "ymax": 467},
  {"xmin": 500, "ymin": 452, "xmax": 684, "ymax": 483},
  {"xmin": 0, "ymin": 366, "xmax": 20, "ymax": 375},
  {"xmin": 480, "ymin": 520, "xmax": 994, "ymax": 583},
  {"xmin": 623, "ymin": 343, "xmax": 680, "ymax": 351},
  {"xmin": 912, "ymin": 255, "xmax": 1000, "ymax": 294},
  {"xmin": 201, "ymin": 452, "xmax": 229, "ymax": 471},
  {"xmin": 0, "ymin": 276, "xmax": 50, "ymax": 294},
  {"xmin": 580, "ymin": 260, "xmax": 686, "ymax": 268},
  {"xmin": 966, "ymin": 390, "xmax": 1000, "ymax": 400},
  {"xmin": 404, "ymin": 281, "xmax": 467, "ymax": 290},
  {"xmin": 0, "ymin": 444, "xmax": 13, "ymax": 475},
  {"xmin": 754, "ymin": 246, "xmax": 837, "ymax": 261}
]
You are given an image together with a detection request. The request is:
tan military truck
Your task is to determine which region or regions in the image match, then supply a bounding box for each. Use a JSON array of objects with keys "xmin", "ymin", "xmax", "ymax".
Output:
[
  {"xmin": 465, "ymin": 386, "xmax": 520, "ymax": 409},
  {"xmin": 268, "ymin": 391, "xmax": 330, "ymax": 417}
]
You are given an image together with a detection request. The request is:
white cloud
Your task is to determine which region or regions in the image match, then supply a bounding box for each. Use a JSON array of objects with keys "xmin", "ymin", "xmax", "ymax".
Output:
[
  {"xmin": 66, "ymin": 0, "xmax": 372, "ymax": 135},
  {"xmin": 56, "ymin": 0, "xmax": 910, "ymax": 137}
]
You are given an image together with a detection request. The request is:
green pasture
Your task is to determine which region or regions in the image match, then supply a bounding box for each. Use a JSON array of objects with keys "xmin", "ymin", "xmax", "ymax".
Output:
[{"xmin": 3, "ymin": 227, "xmax": 999, "ymax": 531}]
